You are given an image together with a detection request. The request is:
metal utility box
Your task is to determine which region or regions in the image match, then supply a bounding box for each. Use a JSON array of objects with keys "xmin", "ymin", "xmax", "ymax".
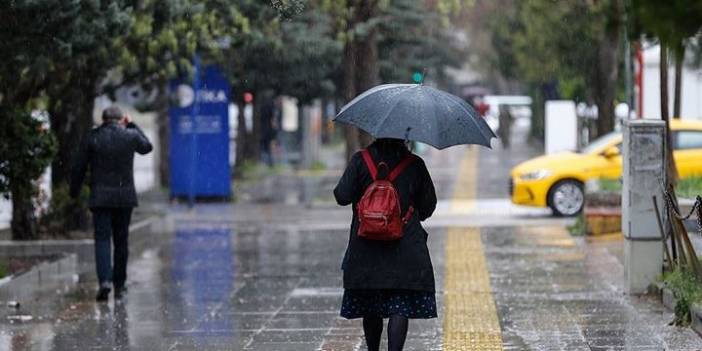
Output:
[
  {"xmin": 622, "ymin": 119, "xmax": 666, "ymax": 294},
  {"xmin": 622, "ymin": 119, "xmax": 666, "ymax": 239}
]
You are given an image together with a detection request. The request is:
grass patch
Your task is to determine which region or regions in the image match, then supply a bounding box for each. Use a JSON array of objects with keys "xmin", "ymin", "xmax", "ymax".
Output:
[
  {"xmin": 590, "ymin": 176, "xmax": 702, "ymax": 198},
  {"xmin": 236, "ymin": 160, "xmax": 285, "ymax": 181},
  {"xmin": 568, "ymin": 214, "xmax": 586, "ymax": 236},
  {"xmin": 309, "ymin": 160, "xmax": 327, "ymax": 172},
  {"xmin": 660, "ymin": 268, "xmax": 702, "ymax": 326},
  {"xmin": 677, "ymin": 176, "xmax": 702, "ymax": 199},
  {"xmin": 597, "ymin": 178, "xmax": 622, "ymax": 193}
]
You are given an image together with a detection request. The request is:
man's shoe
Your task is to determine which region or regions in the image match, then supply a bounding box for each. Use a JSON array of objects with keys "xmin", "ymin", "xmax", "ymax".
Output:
[
  {"xmin": 114, "ymin": 286, "xmax": 127, "ymax": 300},
  {"xmin": 96, "ymin": 284, "xmax": 111, "ymax": 302}
]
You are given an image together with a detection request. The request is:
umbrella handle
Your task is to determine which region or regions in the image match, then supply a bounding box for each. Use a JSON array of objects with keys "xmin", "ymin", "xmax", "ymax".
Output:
[{"xmin": 404, "ymin": 127, "xmax": 413, "ymax": 150}]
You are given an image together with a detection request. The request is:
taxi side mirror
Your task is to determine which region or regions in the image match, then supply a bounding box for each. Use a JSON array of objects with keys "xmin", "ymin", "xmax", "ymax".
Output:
[{"xmin": 602, "ymin": 147, "xmax": 619, "ymax": 158}]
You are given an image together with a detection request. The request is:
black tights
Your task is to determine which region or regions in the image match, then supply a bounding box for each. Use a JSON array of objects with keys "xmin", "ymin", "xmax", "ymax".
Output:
[{"xmin": 363, "ymin": 315, "xmax": 409, "ymax": 351}]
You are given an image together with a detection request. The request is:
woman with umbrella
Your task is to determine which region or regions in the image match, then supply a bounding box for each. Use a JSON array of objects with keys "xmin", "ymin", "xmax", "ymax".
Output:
[{"xmin": 333, "ymin": 84, "xmax": 495, "ymax": 350}]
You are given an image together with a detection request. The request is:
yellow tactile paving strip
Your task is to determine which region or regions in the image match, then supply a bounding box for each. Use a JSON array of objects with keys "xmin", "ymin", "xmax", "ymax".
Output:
[
  {"xmin": 443, "ymin": 146, "xmax": 504, "ymax": 350},
  {"xmin": 450, "ymin": 147, "xmax": 478, "ymax": 212}
]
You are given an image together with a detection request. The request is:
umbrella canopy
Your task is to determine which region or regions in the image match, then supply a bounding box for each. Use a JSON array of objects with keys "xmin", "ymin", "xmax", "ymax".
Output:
[{"xmin": 334, "ymin": 84, "xmax": 497, "ymax": 149}]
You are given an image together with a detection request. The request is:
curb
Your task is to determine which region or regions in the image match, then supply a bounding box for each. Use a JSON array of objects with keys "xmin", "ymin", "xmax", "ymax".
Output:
[
  {"xmin": 0, "ymin": 216, "xmax": 158, "ymax": 264},
  {"xmin": 692, "ymin": 304, "xmax": 702, "ymax": 337},
  {"xmin": 0, "ymin": 253, "xmax": 77, "ymax": 302},
  {"xmin": 0, "ymin": 240, "xmax": 93, "ymax": 263}
]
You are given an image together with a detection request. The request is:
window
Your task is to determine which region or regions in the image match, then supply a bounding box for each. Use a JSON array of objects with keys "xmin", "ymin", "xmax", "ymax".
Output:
[
  {"xmin": 581, "ymin": 132, "xmax": 620, "ymax": 154},
  {"xmin": 675, "ymin": 131, "xmax": 702, "ymax": 150}
]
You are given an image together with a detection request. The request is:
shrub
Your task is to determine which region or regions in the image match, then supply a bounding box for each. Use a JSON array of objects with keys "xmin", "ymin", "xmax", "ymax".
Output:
[
  {"xmin": 661, "ymin": 268, "xmax": 702, "ymax": 326},
  {"xmin": 0, "ymin": 109, "xmax": 56, "ymax": 240}
]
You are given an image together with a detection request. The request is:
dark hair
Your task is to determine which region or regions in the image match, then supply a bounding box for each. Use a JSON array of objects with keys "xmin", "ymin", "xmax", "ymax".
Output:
[
  {"xmin": 102, "ymin": 106, "xmax": 124, "ymax": 121},
  {"xmin": 374, "ymin": 138, "xmax": 409, "ymax": 156}
]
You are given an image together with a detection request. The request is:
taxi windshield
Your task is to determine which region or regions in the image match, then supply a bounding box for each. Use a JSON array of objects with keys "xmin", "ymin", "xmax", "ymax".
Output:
[{"xmin": 580, "ymin": 132, "xmax": 620, "ymax": 154}]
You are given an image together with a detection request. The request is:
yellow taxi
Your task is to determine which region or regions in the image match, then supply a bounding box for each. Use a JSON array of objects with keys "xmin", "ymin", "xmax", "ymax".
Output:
[{"xmin": 510, "ymin": 119, "xmax": 702, "ymax": 216}]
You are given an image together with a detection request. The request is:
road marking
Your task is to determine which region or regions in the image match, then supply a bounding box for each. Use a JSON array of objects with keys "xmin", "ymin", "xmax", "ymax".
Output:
[{"xmin": 443, "ymin": 146, "xmax": 504, "ymax": 350}]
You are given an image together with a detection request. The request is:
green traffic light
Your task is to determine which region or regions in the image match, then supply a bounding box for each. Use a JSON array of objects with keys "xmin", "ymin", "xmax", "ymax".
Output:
[{"xmin": 412, "ymin": 72, "xmax": 423, "ymax": 84}]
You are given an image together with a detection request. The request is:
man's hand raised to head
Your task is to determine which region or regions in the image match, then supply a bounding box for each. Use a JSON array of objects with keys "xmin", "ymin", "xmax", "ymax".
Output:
[{"xmin": 121, "ymin": 114, "xmax": 132, "ymax": 127}]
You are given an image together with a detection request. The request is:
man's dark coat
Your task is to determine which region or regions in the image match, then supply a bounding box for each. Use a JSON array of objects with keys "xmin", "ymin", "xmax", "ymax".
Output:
[
  {"xmin": 70, "ymin": 122, "xmax": 153, "ymax": 208},
  {"xmin": 334, "ymin": 140, "xmax": 437, "ymax": 292}
]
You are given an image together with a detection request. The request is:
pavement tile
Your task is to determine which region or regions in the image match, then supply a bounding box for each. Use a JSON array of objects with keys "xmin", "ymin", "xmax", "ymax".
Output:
[
  {"xmin": 251, "ymin": 329, "xmax": 327, "ymax": 342},
  {"xmin": 267, "ymin": 313, "xmax": 337, "ymax": 329},
  {"xmin": 244, "ymin": 341, "xmax": 322, "ymax": 351},
  {"xmin": 280, "ymin": 296, "xmax": 341, "ymax": 313}
]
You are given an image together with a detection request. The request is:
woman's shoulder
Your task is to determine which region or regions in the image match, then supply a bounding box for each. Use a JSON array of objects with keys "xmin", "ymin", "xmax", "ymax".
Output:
[{"xmin": 408, "ymin": 152, "xmax": 427, "ymax": 167}]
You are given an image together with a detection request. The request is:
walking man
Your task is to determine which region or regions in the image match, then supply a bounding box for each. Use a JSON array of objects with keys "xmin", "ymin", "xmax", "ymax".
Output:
[{"xmin": 70, "ymin": 106, "xmax": 153, "ymax": 301}]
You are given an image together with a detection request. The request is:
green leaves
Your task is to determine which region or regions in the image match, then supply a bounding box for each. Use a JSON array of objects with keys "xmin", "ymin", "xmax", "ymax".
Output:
[
  {"xmin": 0, "ymin": 109, "xmax": 56, "ymax": 197},
  {"xmin": 630, "ymin": 0, "xmax": 702, "ymax": 46},
  {"xmin": 115, "ymin": 0, "xmax": 249, "ymax": 89},
  {"xmin": 378, "ymin": 0, "xmax": 462, "ymax": 85}
]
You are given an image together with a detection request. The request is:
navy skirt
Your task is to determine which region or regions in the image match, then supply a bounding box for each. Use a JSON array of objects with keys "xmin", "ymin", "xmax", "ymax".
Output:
[{"xmin": 340, "ymin": 289, "xmax": 437, "ymax": 319}]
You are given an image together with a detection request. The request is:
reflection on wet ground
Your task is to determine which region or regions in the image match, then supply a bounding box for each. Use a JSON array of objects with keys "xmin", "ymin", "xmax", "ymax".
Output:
[
  {"xmin": 168, "ymin": 225, "xmax": 234, "ymax": 340},
  {"xmin": 0, "ymin": 212, "xmax": 449, "ymax": 350}
]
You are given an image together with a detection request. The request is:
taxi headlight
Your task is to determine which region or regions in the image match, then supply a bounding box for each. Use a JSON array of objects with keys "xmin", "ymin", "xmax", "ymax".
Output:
[{"xmin": 519, "ymin": 169, "xmax": 551, "ymax": 181}]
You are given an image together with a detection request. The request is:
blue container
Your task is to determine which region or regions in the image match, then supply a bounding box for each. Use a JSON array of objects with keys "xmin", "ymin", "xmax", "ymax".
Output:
[{"xmin": 169, "ymin": 64, "xmax": 232, "ymax": 199}]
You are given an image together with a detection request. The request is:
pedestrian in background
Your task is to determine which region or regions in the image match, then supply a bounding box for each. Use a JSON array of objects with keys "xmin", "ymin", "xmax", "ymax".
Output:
[
  {"xmin": 70, "ymin": 106, "xmax": 153, "ymax": 302},
  {"xmin": 497, "ymin": 105, "xmax": 512, "ymax": 149},
  {"xmin": 334, "ymin": 138, "xmax": 437, "ymax": 351},
  {"xmin": 260, "ymin": 95, "xmax": 281, "ymax": 167}
]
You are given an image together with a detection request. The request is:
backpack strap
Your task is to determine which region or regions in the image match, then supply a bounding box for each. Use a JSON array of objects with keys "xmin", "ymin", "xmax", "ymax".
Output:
[
  {"xmin": 388, "ymin": 154, "xmax": 416, "ymax": 182},
  {"xmin": 360, "ymin": 149, "xmax": 378, "ymax": 180},
  {"xmin": 402, "ymin": 206, "xmax": 414, "ymax": 224}
]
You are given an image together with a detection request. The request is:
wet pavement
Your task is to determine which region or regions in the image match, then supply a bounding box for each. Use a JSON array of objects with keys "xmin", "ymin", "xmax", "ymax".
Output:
[
  {"xmin": 1, "ymin": 125, "xmax": 701, "ymax": 350},
  {"xmin": 486, "ymin": 226, "xmax": 702, "ymax": 350}
]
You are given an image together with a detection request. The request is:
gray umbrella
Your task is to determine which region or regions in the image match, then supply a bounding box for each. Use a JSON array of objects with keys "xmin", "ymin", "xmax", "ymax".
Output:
[{"xmin": 334, "ymin": 84, "xmax": 497, "ymax": 149}]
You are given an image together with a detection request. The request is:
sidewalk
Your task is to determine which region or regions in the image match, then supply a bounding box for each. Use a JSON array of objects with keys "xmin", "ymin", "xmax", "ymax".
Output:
[{"xmin": 0, "ymin": 126, "xmax": 700, "ymax": 350}]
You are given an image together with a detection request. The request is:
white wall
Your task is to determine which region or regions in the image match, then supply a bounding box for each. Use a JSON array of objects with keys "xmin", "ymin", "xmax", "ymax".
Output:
[
  {"xmin": 641, "ymin": 44, "xmax": 702, "ymax": 119},
  {"xmin": 545, "ymin": 100, "xmax": 578, "ymax": 154},
  {"xmin": 0, "ymin": 197, "xmax": 11, "ymax": 230}
]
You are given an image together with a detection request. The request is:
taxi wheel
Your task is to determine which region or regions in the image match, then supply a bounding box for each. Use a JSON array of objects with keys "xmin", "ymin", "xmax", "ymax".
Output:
[{"xmin": 548, "ymin": 180, "xmax": 584, "ymax": 217}]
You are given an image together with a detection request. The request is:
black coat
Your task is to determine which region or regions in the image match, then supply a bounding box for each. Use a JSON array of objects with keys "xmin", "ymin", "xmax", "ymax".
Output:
[
  {"xmin": 334, "ymin": 140, "xmax": 437, "ymax": 292},
  {"xmin": 70, "ymin": 122, "xmax": 153, "ymax": 208}
]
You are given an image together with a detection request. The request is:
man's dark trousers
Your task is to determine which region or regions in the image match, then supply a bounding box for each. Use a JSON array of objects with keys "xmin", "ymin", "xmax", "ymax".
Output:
[{"xmin": 92, "ymin": 208, "xmax": 133, "ymax": 289}]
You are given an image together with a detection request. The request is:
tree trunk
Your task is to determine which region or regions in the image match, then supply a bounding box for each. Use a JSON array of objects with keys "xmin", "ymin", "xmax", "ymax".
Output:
[
  {"xmin": 592, "ymin": 21, "xmax": 621, "ymax": 138},
  {"xmin": 156, "ymin": 83, "xmax": 170, "ymax": 188},
  {"xmin": 673, "ymin": 42, "xmax": 684, "ymax": 119},
  {"xmin": 48, "ymin": 76, "xmax": 96, "ymax": 230},
  {"xmin": 660, "ymin": 44, "xmax": 679, "ymax": 187},
  {"xmin": 530, "ymin": 87, "xmax": 545, "ymax": 142},
  {"xmin": 252, "ymin": 91, "xmax": 263, "ymax": 162},
  {"xmin": 10, "ymin": 182, "xmax": 38, "ymax": 240},
  {"xmin": 49, "ymin": 104, "xmax": 93, "ymax": 190},
  {"xmin": 342, "ymin": 38, "xmax": 360, "ymax": 161},
  {"xmin": 353, "ymin": 0, "xmax": 379, "ymax": 149},
  {"xmin": 234, "ymin": 99, "xmax": 248, "ymax": 176}
]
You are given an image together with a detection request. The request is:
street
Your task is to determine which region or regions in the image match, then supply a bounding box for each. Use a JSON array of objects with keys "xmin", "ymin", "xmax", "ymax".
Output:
[{"xmin": 1, "ymin": 128, "xmax": 700, "ymax": 351}]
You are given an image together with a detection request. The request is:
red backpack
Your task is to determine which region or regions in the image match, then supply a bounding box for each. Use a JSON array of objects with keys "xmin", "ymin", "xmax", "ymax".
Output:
[{"xmin": 357, "ymin": 149, "xmax": 415, "ymax": 240}]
